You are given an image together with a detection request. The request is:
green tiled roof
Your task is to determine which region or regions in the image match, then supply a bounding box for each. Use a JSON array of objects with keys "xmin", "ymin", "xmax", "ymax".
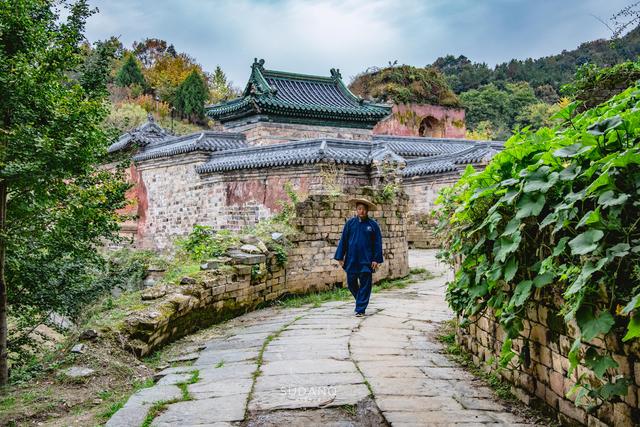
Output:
[{"xmin": 206, "ymin": 59, "xmax": 391, "ymax": 128}]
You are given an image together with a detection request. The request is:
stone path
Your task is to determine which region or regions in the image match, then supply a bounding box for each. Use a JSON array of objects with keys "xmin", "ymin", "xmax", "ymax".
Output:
[{"xmin": 107, "ymin": 250, "xmax": 538, "ymax": 426}]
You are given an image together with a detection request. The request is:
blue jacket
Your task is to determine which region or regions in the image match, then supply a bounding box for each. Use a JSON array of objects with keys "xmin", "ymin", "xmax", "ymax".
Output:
[{"xmin": 334, "ymin": 216, "xmax": 383, "ymax": 273}]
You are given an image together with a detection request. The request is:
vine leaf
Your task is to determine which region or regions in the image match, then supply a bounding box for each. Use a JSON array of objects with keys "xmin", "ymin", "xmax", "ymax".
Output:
[
  {"xmin": 523, "ymin": 167, "xmax": 559, "ymax": 193},
  {"xmin": 584, "ymin": 347, "xmax": 618, "ymax": 379},
  {"xmin": 586, "ymin": 115, "xmax": 622, "ymax": 136},
  {"xmin": 502, "ymin": 217, "xmax": 521, "ymax": 236},
  {"xmin": 566, "ymin": 258, "xmax": 609, "ymax": 295},
  {"xmin": 533, "ymin": 272, "xmax": 554, "ymax": 288},
  {"xmin": 597, "ymin": 378, "xmax": 631, "ymax": 399},
  {"xmin": 607, "ymin": 242, "xmax": 630, "ymax": 259},
  {"xmin": 515, "ymin": 193, "xmax": 545, "ymax": 219},
  {"xmin": 569, "ymin": 230, "xmax": 604, "ymax": 255},
  {"xmin": 554, "ymin": 143, "xmax": 592, "ymax": 158},
  {"xmin": 576, "ymin": 307, "xmax": 614, "ymax": 342},
  {"xmin": 504, "ymin": 257, "xmax": 518, "ymax": 282},
  {"xmin": 559, "ymin": 164, "xmax": 581, "ymax": 180},
  {"xmin": 622, "ymin": 314, "xmax": 640, "ymax": 342},
  {"xmin": 621, "ymin": 293, "xmax": 640, "ymax": 315},
  {"xmin": 511, "ymin": 280, "xmax": 533, "ymax": 307},
  {"xmin": 576, "ymin": 209, "xmax": 601, "ymax": 229},
  {"xmin": 597, "ymin": 190, "xmax": 629, "ymax": 207},
  {"xmin": 494, "ymin": 232, "xmax": 522, "ymax": 263},
  {"xmin": 552, "ymin": 237, "xmax": 570, "ymax": 256}
]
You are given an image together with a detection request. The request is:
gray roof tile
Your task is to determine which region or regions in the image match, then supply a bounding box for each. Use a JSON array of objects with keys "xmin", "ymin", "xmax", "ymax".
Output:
[
  {"xmin": 107, "ymin": 116, "xmax": 173, "ymax": 154},
  {"xmin": 133, "ymin": 131, "xmax": 247, "ymax": 161},
  {"xmin": 196, "ymin": 139, "xmax": 405, "ymax": 174}
]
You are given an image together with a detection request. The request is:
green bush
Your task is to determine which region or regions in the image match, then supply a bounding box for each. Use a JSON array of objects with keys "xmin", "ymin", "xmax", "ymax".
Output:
[
  {"xmin": 437, "ymin": 84, "xmax": 640, "ymax": 409},
  {"xmin": 177, "ymin": 226, "xmax": 240, "ymax": 261},
  {"xmin": 349, "ymin": 65, "xmax": 461, "ymax": 107}
]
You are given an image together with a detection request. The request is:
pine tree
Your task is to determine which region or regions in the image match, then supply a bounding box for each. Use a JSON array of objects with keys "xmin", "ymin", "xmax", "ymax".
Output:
[
  {"xmin": 115, "ymin": 53, "xmax": 146, "ymax": 88},
  {"xmin": 209, "ymin": 65, "xmax": 235, "ymax": 103},
  {"xmin": 174, "ymin": 70, "xmax": 208, "ymax": 123}
]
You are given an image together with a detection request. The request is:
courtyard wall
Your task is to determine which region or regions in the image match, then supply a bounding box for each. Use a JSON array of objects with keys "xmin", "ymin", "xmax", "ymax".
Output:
[{"xmin": 222, "ymin": 119, "xmax": 373, "ymax": 146}]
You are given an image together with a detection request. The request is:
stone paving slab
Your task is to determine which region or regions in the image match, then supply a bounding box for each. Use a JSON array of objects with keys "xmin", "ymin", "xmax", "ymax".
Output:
[
  {"xmin": 253, "ymin": 372, "xmax": 365, "ymax": 392},
  {"xmin": 189, "ymin": 378, "xmax": 253, "ymax": 399},
  {"xmin": 197, "ymin": 362, "xmax": 255, "ymax": 382},
  {"xmin": 249, "ymin": 383, "xmax": 370, "ymax": 411},
  {"xmin": 151, "ymin": 395, "xmax": 246, "ymax": 425},
  {"xmin": 260, "ymin": 359, "xmax": 358, "ymax": 376},
  {"xmin": 105, "ymin": 385, "xmax": 182, "ymax": 427}
]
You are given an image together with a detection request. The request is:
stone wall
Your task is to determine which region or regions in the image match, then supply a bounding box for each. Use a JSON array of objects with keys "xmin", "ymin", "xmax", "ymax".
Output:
[
  {"xmin": 403, "ymin": 172, "xmax": 459, "ymax": 248},
  {"xmin": 285, "ymin": 191, "xmax": 410, "ymax": 293},
  {"xmin": 457, "ymin": 297, "xmax": 640, "ymax": 426},
  {"xmin": 123, "ymin": 248, "xmax": 287, "ymax": 356},
  {"xmin": 122, "ymin": 191, "xmax": 409, "ymax": 356},
  {"xmin": 136, "ymin": 155, "xmax": 371, "ymax": 250},
  {"xmin": 222, "ymin": 118, "xmax": 373, "ymax": 145},
  {"xmin": 373, "ymin": 103, "xmax": 466, "ymax": 139},
  {"xmin": 134, "ymin": 153, "xmax": 222, "ymax": 251}
]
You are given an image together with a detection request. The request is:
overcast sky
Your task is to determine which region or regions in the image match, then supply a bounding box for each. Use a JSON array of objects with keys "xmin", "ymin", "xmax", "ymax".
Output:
[{"xmin": 85, "ymin": 0, "xmax": 633, "ymax": 88}]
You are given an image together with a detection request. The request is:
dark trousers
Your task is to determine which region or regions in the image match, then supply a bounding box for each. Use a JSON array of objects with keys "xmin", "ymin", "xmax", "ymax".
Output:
[{"xmin": 347, "ymin": 272, "xmax": 373, "ymax": 314}]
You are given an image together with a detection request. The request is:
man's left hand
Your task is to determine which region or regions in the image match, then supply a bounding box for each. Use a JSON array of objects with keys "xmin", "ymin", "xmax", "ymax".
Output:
[{"xmin": 371, "ymin": 262, "xmax": 378, "ymax": 271}]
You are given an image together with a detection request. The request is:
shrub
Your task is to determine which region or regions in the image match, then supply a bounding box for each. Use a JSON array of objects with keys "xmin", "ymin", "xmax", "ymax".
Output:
[{"xmin": 437, "ymin": 84, "xmax": 640, "ymax": 409}]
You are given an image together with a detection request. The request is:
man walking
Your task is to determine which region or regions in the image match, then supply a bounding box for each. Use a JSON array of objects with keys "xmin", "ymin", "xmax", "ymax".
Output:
[{"xmin": 334, "ymin": 198, "xmax": 383, "ymax": 317}]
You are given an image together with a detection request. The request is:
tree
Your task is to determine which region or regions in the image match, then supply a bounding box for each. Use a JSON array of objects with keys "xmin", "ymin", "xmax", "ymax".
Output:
[
  {"xmin": 132, "ymin": 38, "xmax": 168, "ymax": 67},
  {"xmin": 115, "ymin": 53, "xmax": 146, "ymax": 88},
  {"xmin": 0, "ymin": 0, "xmax": 128, "ymax": 384},
  {"xmin": 174, "ymin": 70, "xmax": 209, "ymax": 123},
  {"xmin": 79, "ymin": 39, "xmax": 119, "ymax": 96},
  {"xmin": 208, "ymin": 65, "xmax": 237, "ymax": 104},
  {"xmin": 145, "ymin": 53, "xmax": 202, "ymax": 103},
  {"xmin": 460, "ymin": 82, "xmax": 538, "ymax": 140}
]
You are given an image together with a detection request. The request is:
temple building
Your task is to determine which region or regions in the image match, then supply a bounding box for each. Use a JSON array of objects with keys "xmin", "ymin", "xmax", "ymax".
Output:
[{"xmin": 108, "ymin": 59, "xmax": 502, "ymax": 250}]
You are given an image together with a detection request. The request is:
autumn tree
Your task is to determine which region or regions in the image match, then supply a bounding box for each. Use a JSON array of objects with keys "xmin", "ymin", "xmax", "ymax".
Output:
[
  {"xmin": 145, "ymin": 53, "xmax": 202, "ymax": 103},
  {"xmin": 132, "ymin": 37, "xmax": 169, "ymax": 67},
  {"xmin": 0, "ymin": 0, "xmax": 128, "ymax": 385}
]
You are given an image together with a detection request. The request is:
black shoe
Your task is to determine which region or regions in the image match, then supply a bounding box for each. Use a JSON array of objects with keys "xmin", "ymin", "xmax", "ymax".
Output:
[{"xmin": 355, "ymin": 312, "xmax": 365, "ymax": 317}]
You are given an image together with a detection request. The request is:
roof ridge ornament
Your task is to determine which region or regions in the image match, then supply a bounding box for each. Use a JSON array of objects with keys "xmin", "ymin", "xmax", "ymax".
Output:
[
  {"xmin": 147, "ymin": 113, "xmax": 155, "ymax": 123},
  {"xmin": 252, "ymin": 58, "xmax": 265, "ymax": 71},
  {"xmin": 330, "ymin": 68, "xmax": 342, "ymax": 80}
]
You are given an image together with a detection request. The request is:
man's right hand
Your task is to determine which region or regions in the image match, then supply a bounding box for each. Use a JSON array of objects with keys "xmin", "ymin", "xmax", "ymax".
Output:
[{"xmin": 337, "ymin": 259, "xmax": 344, "ymax": 267}]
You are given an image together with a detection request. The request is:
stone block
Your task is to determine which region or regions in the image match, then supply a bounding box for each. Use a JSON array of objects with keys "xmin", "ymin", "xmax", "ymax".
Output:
[
  {"xmin": 612, "ymin": 402, "xmax": 632, "ymax": 426},
  {"xmin": 549, "ymin": 370, "xmax": 565, "ymax": 397},
  {"xmin": 558, "ymin": 398, "xmax": 587, "ymax": 424},
  {"xmin": 545, "ymin": 388, "xmax": 560, "ymax": 410}
]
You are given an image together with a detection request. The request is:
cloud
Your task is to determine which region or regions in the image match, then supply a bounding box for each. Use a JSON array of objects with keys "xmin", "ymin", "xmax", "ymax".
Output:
[{"xmin": 85, "ymin": 0, "xmax": 633, "ymax": 88}]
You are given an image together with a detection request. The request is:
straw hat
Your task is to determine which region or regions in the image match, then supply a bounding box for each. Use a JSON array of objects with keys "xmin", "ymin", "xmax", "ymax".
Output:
[{"xmin": 348, "ymin": 198, "xmax": 377, "ymax": 211}]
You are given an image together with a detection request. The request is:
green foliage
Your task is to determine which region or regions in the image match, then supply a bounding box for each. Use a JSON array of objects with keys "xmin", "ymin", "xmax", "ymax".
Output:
[
  {"xmin": 437, "ymin": 84, "xmax": 640, "ymax": 408},
  {"xmin": 174, "ymin": 70, "xmax": 208, "ymax": 123},
  {"xmin": 208, "ymin": 65, "xmax": 238, "ymax": 104},
  {"xmin": 459, "ymin": 82, "xmax": 538, "ymax": 140},
  {"xmin": 177, "ymin": 226, "xmax": 240, "ymax": 262},
  {"xmin": 115, "ymin": 53, "xmax": 147, "ymax": 88},
  {"xmin": 562, "ymin": 60, "xmax": 640, "ymax": 111},
  {"xmin": 272, "ymin": 182, "xmax": 300, "ymax": 225},
  {"xmin": 349, "ymin": 65, "xmax": 460, "ymax": 107},
  {"xmin": 0, "ymin": 0, "xmax": 130, "ymax": 380}
]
